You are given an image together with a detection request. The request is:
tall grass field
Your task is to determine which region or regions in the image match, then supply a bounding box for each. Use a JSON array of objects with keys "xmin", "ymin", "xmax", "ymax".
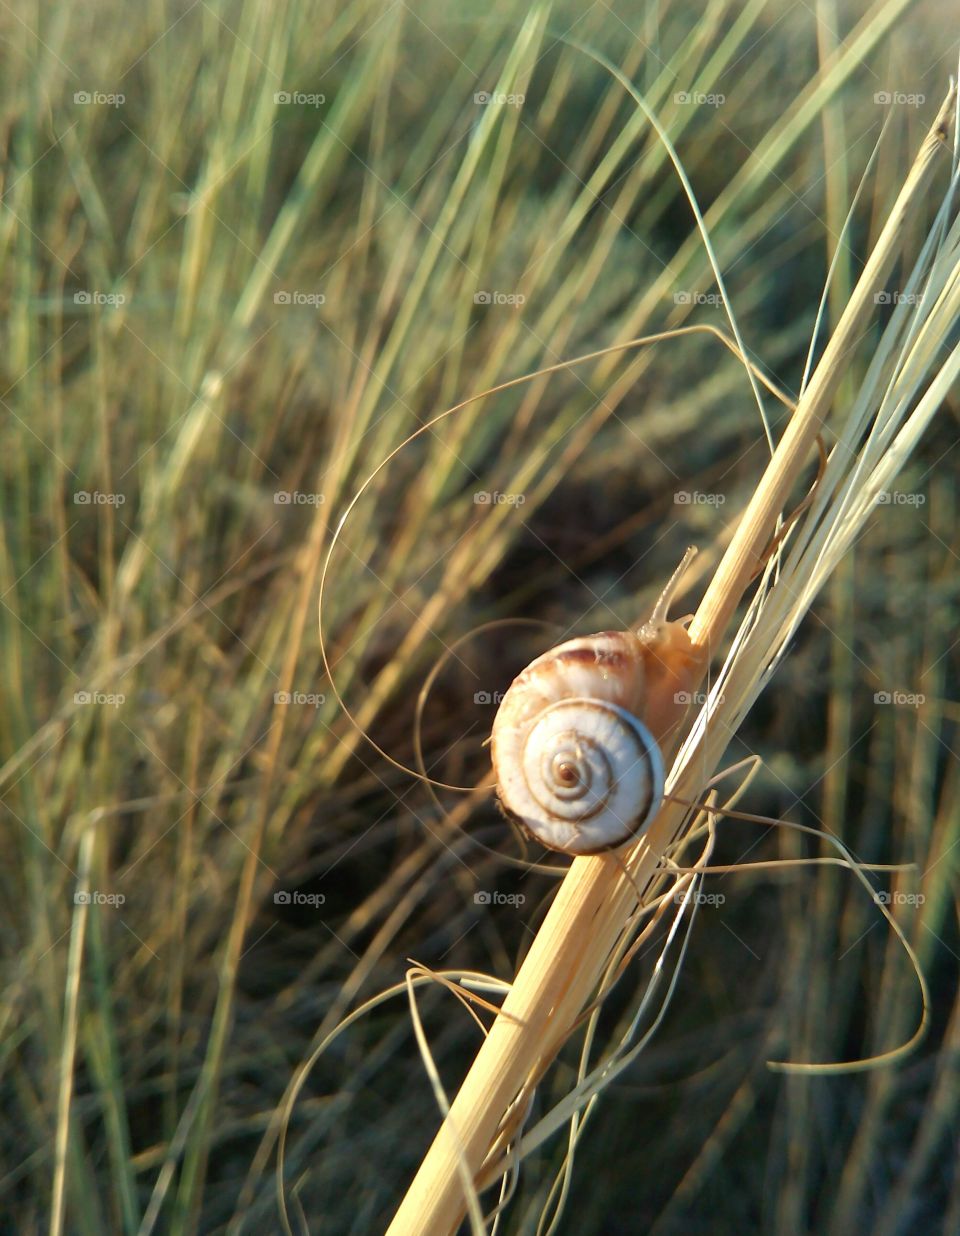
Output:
[{"xmin": 1, "ymin": 2, "xmax": 959, "ymax": 1233}]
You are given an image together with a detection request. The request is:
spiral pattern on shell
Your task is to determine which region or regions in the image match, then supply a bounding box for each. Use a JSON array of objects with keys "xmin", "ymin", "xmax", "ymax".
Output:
[{"xmin": 491, "ymin": 633, "xmax": 666, "ymax": 855}]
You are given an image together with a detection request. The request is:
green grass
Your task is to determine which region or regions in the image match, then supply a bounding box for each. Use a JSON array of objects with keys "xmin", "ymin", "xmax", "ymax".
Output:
[{"xmin": 1, "ymin": 1, "xmax": 959, "ymax": 1232}]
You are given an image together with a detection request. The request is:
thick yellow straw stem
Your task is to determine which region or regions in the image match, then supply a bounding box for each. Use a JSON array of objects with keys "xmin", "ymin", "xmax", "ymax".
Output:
[{"xmin": 385, "ymin": 90, "xmax": 955, "ymax": 1236}]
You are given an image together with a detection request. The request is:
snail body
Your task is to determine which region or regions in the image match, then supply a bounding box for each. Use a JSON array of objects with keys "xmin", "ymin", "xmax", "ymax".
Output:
[{"xmin": 490, "ymin": 551, "xmax": 705, "ymax": 855}]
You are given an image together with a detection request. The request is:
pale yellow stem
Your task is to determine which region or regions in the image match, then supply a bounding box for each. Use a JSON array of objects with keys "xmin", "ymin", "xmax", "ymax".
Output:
[{"xmin": 385, "ymin": 89, "xmax": 955, "ymax": 1236}]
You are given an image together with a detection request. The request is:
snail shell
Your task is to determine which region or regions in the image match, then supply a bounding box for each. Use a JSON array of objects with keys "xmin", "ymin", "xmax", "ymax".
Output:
[{"xmin": 490, "ymin": 553, "xmax": 705, "ymax": 855}]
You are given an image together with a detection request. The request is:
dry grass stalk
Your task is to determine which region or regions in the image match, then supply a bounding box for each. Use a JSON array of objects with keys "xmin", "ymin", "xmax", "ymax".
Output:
[{"xmin": 386, "ymin": 86, "xmax": 958, "ymax": 1236}]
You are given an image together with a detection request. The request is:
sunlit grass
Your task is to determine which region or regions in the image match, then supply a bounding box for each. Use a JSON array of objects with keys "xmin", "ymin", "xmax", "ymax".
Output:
[{"xmin": 1, "ymin": 1, "xmax": 958, "ymax": 1233}]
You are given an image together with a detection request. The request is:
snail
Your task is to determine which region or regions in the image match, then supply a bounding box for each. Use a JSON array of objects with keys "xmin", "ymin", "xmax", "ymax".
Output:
[{"xmin": 490, "ymin": 548, "xmax": 706, "ymax": 855}]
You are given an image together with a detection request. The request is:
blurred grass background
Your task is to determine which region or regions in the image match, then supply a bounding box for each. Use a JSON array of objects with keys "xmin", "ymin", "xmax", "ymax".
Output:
[{"xmin": 1, "ymin": 0, "xmax": 959, "ymax": 1232}]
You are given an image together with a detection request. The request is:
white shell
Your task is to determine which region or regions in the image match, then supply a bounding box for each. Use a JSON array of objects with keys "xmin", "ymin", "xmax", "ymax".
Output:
[{"xmin": 491, "ymin": 634, "xmax": 665, "ymax": 855}]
